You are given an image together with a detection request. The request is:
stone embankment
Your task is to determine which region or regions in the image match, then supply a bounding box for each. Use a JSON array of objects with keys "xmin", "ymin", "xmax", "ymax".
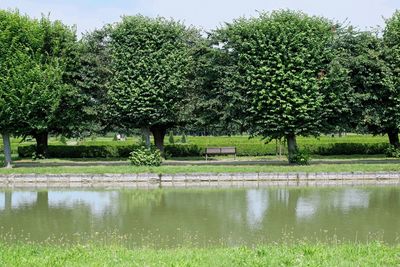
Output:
[{"xmin": 0, "ymin": 172, "xmax": 399, "ymax": 188}]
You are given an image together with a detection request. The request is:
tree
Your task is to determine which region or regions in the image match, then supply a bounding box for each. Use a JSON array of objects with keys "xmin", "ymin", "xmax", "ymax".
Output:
[
  {"xmin": 216, "ymin": 11, "xmax": 338, "ymax": 161},
  {"xmin": 334, "ymin": 27, "xmax": 399, "ymax": 148},
  {"xmin": 107, "ymin": 15, "xmax": 200, "ymax": 152},
  {"xmin": 187, "ymin": 35, "xmax": 246, "ymax": 136},
  {"xmin": 383, "ymin": 11, "xmax": 400, "ymax": 148},
  {"xmin": 73, "ymin": 28, "xmax": 113, "ymax": 136},
  {"xmin": 23, "ymin": 16, "xmax": 81, "ymax": 157},
  {"xmin": 0, "ymin": 10, "xmax": 42, "ymax": 167}
]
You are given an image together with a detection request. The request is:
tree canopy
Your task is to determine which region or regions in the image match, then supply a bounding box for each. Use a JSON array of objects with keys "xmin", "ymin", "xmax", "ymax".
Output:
[
  {"xmin": 107, "ymin": 15, "xmax": 200, "ymax": 151},
  {"xmin": 216, "ymin": 10, "xmax": 339, "ymax": 160}
]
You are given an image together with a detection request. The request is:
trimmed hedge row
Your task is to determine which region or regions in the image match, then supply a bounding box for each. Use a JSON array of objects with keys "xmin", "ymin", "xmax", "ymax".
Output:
[
  {"xmin": 311, "ymin": 143, "xmax": 389, "ymax": 155},
  {"xmin": 196, "ymin": 142, "xmax": 389, "ymax": 156},
  {"xmin": 17, "ymin": 142, "xmax": 390, "ymax": 158},
  {"xmin": 18, "ymin": 144, "xmax": 202, "ymax": 158}
]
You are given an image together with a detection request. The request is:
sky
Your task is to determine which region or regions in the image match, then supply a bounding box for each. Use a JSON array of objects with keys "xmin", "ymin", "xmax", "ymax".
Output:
[{"xmin": 0, "ymin": 0, "xmax": 399, "ymax": 36}]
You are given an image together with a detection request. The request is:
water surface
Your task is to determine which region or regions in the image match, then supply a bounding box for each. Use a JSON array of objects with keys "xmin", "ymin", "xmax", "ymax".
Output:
[{"xmin": 0, "ymin": 187, "xmax": 399, "ymax": 247}]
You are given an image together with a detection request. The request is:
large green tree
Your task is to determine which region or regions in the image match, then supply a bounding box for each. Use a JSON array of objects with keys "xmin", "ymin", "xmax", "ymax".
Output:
[
  {"xmin": 1, "ymin": 11, "xmax": 87, "ymax": 159},
  {"xmin": 23, "ymin": 16, "xmax": 81, "ymax": 156},
  {"xmin": 107, "ymin": 15, "xmax": 200, "ymax": 152},
  {"xmin": 187, "ymin": 35, "xmax": 246, "ymax": 136},
  {"xmin": 332, "ymin": 27, "xmax": 399, "ymax": 148},
  {"xmin": 217, "ymin": 11, "xmax": 339, "ymax": 161},
  {"xmin": 383, "ymin": 11, "xmax": 400, "ymax": 147},
  {"xmin": 73, "ymin": 28, "xmax": 113, "ymax": 136},
  {"xmin": 0, "ymin": 10, "xmax": 42, "ymax": 167}
]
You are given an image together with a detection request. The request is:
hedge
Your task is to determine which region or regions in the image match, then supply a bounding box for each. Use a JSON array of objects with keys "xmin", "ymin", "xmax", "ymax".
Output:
[
  {"xmin": 18, "ymin": 144, "xmax": 202, "ymax": 158},
  {"xmin": 17, "ymin": 142, "xmax": 389, "ymax": 158},
  {"xmin": 311, "ymin": 143, "xmax": 389, "ymax": 155}
]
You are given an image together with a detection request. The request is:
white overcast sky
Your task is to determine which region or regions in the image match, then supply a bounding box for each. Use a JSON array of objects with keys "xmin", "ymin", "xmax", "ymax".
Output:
[{"xmin": 0, "ymin": 0, "xmax": 399, "ymax": 36}]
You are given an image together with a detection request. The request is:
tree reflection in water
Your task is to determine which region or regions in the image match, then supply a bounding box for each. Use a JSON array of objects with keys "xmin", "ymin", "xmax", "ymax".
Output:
[{"xmin": 0, "ymin": 187, "xmax": 399, "ymax": 246}]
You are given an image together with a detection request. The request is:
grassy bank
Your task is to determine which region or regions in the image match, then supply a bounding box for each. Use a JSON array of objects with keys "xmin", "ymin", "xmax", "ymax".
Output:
[
  {"xmin": 0, "ymin": 163, "xmax": 399, "ymax": 175},
  {"xmin": 0, "ymin": 243, "xmax": 398, "ymax": 266}
]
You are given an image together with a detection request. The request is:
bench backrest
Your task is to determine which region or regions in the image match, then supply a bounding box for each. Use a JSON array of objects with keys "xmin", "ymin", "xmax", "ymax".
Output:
[{"xmin": 206, "ymin": 147, "xmax": 236, "ymax": 154}]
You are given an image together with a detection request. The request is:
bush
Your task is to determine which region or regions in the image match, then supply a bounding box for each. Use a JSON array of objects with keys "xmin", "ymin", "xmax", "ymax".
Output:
[
  {"xmin": 129, "ymin": 147, "xmax": 162, "ymax": 166},
  {"xmin": 288, "ymin": 149, "xmax": 311, "ymax": 165},
  {"xmin": 385, "ymin": 145, "xmax": 400, "ymax": 158},
  {"xmin": 16, "ymin": 138, "xmax": 390, "ymax": 158},
  {"xmin": 181, "ymin": 133, "xmax": 187, "ymax": 143},
  {"xmin": 18, "ymin": 144, "xmax": 202, "ymax": 158},
  {"xmin": 18, "ymin": 145, "xmax": 140, "ymax": 158},
  {"xmin": 312, "ymin": 143, "xmax": 388, "ymax": 155},
  {"xmin": 60, "ymin": 136, "xmax": 67, "ymax": 145},
  {"xmin": 164, "ymin": 144, "xmax": 201, "ymax": 157},
  {"xmin": 168, "ymin": 131, "xmax": 174, "ymax": 144}
]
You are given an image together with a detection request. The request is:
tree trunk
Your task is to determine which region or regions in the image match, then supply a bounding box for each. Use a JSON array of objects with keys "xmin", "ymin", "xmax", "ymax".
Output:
[
  {"xmin": 1, "ymin": 133, "xmax": 12, "ymax": 168},
  {"xmin": 286, "ymin": 133, "xmax": 298, "ymax": 163},
  {"xmin": 141, "ymin": 127, "xmax": 151, "ymax": 148},
  {"xmin": 5, "ymin": 191, "xmax": 11, "ymax": 211},
  {"xmin": 37, "ymin": 191, "xmax": 49, "ymax": 209},
  {"xmin": 388, "ymin": 129, "xmax": 400, "ymax": 148},
  {"xmin": 34, "ymin": 132, "xmax": 49, "ymax": 158},
  {"xmin": 150, "ymin": 126, "xmax": 167, "ymax": 153}
]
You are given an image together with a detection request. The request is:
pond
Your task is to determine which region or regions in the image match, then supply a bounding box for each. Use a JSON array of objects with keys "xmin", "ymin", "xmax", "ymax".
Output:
[{"xmin": 0, "ymin": 186, "xmax": 399, "ymax": 248}]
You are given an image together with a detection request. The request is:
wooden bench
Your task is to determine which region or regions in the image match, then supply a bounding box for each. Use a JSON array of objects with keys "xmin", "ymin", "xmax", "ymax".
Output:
[{"xmin": 205, "ymin": 147, "xmax": 236, "ymax": 161}]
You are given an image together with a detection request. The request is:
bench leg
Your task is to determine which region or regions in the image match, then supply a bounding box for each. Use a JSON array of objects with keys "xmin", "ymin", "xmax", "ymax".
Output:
[{"xmin": 206, "ymin": 154, "xmax": 208, "ymax": 162}]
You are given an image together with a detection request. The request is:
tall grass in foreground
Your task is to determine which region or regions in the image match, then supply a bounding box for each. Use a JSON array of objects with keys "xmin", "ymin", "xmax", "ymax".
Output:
[{"xmin": 0, "ymin": 242, "xmax": 398, "ymax": 266}]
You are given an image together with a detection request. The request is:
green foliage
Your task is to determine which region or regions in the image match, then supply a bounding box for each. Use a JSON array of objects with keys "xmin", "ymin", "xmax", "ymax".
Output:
[
  {"xmin": 314, "ymin": 143, "xmax": 389, "ymax": 155},
  {"xmin": 216, "ymin": 10, "xmax": 342, "ymax": 163},
  {"xmin": 107, "ymin": 15, "xmax": 200, "ymax": 131},
  {"xmin": 186, "ymin": 36, "xmax": 241, "ymax": 135},
  {"xmin": 129, "ymin": 146, "xmax": 162, "ymax": 166},
  {"xmin": 74, "ymin": 28, "xmax": 112, "ymax": 135},
  {"xmin": 31, "ymin": 152, "xmax": 46, "ymax": 161},
  {"xmin": 18, "ymin": 143, "xmax": 202, "ymax": 158},
  {"xmin": 165, "ymin": 144, "xmax": 201, "ymax": 157},
  {"xmin": 0, "ymin": 10, "xmax": 41, "ymax": 134},
  {"xmin": 168, "ymin": 131, "xmax": 175, "ymax": 144},
  {"xmin": 59, "ymin": 136, "xmax": 67, "ymax": 145},
  {"xmin": 288, "ymin": 149, "xmax": 311, "ymax": 165},
  {"xmin": 181, "ymin": 133, "xmax": 187, "ymax": 143},
  {"xmin": 385, "ymin": 145, "xmax": 400, "ymax": 158},
  {"xmin": 19, "ymin": 144, "xmax": 125, "ymax": 158},
  {"xmin": 218, "ymin": 11, "xmax": 337, "ymax": 139},
  {"xmin": 334, "ymin": 28, "xmax": 399, "ymax": 143}
]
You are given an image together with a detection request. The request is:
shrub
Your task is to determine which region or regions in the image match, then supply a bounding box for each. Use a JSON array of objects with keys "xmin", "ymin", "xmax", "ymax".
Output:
[
  {"xmin": 32, "ymin": 152, "xmax": 45, "ymax": 160},
  {"xmin": 18, "ymin": 145, "xmax": 138, "ymax": 158},
  {"xmin": 16, "ymin": 139, "xmax": 390, "ymax": 158},
  {"xmin": 168, "ymin": 131, "xmax": 175, "ymax": 144},
  {"xmin": 18, "ymin": 145, "xmax": 36, "ymax": 158},
  {"xmin": 164, "ymin": 144, "xmax": 201, "ymax": 157},
  {"xmin": 129, "ymin": 146, "xmax": 162, "ymax": 166},
  {"xmin": 18, "ymin": 144, "xmax": 201, "ymax": 158},
  {"xmin": 60, "ymin": 136, "xmax": 67, "ymax": 145},
  {"xmin": 312, "ymin": 143, "xmax": 388, "ymax": 155},
  {"xmin": 385, "ymin": 145, "xmax": 400, "ymax": 158},
  {"xmin": 181, "ymin": 133, "xmax": 187, "ymax": 143},
  {"xmin": 288, "ymin": 149, "xmax": 311, "ymax": 165}
]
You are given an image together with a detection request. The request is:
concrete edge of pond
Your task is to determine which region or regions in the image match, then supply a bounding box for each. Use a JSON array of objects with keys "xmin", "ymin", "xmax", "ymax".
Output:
[{"xmin": 0, "ymin": 172, "xmax": 399, "ymax": 188}]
